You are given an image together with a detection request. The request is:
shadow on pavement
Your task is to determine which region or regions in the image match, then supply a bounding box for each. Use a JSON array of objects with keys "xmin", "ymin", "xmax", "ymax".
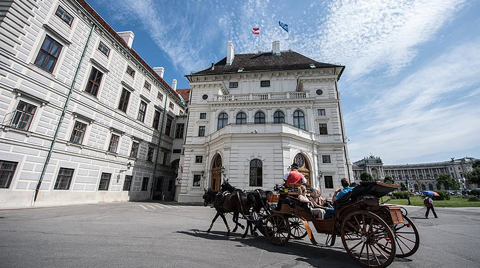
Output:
[{"xmin": 178, "ymin": 229, "xmax": 355, "ymax": 267}]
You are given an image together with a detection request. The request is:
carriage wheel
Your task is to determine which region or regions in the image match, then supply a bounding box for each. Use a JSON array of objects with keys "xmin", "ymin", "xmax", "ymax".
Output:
[
  {"xmin": 392, "ymin": 215, "xmax": 419, "ymax": 257},
  {"xmin": 288, "ymin": 216, "xmax": 308, "ymax": 239},
  {"xmin": 341, "ymin": 211, "xmax": 396, "ymax": 268},
  {"xmin": 265, "ymin": 214, "xmax": 290, "ymax": 245}
]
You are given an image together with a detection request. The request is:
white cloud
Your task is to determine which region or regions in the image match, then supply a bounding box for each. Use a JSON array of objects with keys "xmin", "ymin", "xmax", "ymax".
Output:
[{"xmin": 347, "ymin": 39, "xmax": 480, "ymax": 164}]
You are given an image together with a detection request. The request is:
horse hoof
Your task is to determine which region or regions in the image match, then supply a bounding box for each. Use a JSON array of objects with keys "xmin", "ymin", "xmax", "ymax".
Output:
[
  {"xmin": 226, "ymin": 232, "xmax": 230, "ymax": 236},
  {"xmin": 253, "ymin": 232, "xmax": 258, "ymax": 237},
  {"xmin": 206, "ymin": 229, "xmax": 211, "ymax": 233}
]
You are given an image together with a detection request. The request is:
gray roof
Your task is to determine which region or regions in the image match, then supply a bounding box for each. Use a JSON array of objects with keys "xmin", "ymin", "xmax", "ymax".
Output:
[{"xmin": 189, "ymin": 51, "xmax": 344, "ymax": 77}]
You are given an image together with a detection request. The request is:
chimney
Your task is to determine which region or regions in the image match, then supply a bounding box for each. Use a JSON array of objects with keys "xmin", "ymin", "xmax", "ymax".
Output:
[
  {"xmin": 153, "ymin": 67, "xmax": 165, "ymax": 78},
  {"xmin": 172, "ymin": 79, "xmax": 177, "ymax": 90},
  {"xmin": 226, "ymin": 41, "xmax": 234, "ymax": 65},
  {"xmin": 272, "ymin": 40, "xmax": 280, "ymax": 56},
  {"xmin": 117, "ymin": 31, "xmax": 135, "ymax": 48}
]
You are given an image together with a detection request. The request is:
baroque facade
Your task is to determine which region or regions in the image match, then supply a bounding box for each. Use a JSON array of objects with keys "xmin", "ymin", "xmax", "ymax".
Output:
[
  {"xmin": 353, "ymin": 156, "xmax": 477, "ymax": 190},
  {"xmin": 0, "ymin": 0, "xmax": 186, "ymax": 208},
  {"xmin": 177, "ymin": 41, "xmax": 352, "ymax": 202}
]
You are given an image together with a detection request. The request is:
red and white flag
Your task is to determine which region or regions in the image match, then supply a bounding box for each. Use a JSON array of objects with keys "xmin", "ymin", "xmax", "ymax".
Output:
[{"xmin": 252, "ymin": 27, "xmax": 260, "ymax": 35}]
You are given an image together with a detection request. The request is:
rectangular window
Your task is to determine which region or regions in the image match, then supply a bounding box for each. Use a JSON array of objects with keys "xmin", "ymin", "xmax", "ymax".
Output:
[
  {"xmin": 108, "ymin": 134, "xmax": 120, "ymax": 153},
  {"xmin": 200, "ymin": 113, "xmax": 206, "ymax": 119},
  {"xmin": 123, "ymin": 175, "xmax": 132, "ymax": 191},
  {"xmin": 98, "ymin": 173, "xmax": 111, "ymax": 191},
  {"xmin": 70, "ymin": 121, "xmax": 87, "ymax": 144},
  {"xmin": 322, "ymin": 155, "xmax": 331, "ymax": 163},
  {"xmin": 198, "ymin": 126, "xmax": 205, "ymax": 137},
  {"xmin": 55, "ymin": 6, "xmax": 73, "ymax": 26},
  {"xmin": 98, "ymin": 41, "xmax": 110, "ymax": 57},
  {"xmin": 163, "ymin": 152, "xmax": 168, "ymax": 165},
  {"xmin": 34, "ymin": 36, "xmax": 63, "ymax": 73},
  {"xmin": 85, "ymin": 67, "xmax": 103, "ymax": 97},
  {"xmin": 165, "ymin": 117, "xmax": 172, "ymax": 136},
  {"xmin": 0, "ymin": 161, "xmax": 18, "ymax": 189},
  {"xmin": 147, "ymin": 147, "xmax": 154, "ymax": 162},
  {"xmin": 54, "ymin": 168, "xmax": 74, "ymax": 190},
  {"xmin": 126, "ymin": 66, "xmax": 135, "ymax": 77},
  {"xmin": 118, "ymin": 88, "xmax": 131, "ymax": 112},
  {"xmin": 157, "ymin": 92, "xmax": 164, "ymax": 101},
  {"xmin": 137, "ymin": 101, "xmax": 147, "ymax": 122},
  {"xmin": 195, "ymin": 156, "xmax": 203, "ymax": 163},
  {"xmin": 193, "ymin": 175, "xmax": 201, "ymax": 186},
  {"xmin": 229, "ymin": 82, "xmax": 238, "ymax": 88},
  {"xmin": 169, "ymin": 102, "xmax": 174, "ymax": 110},
  {"xmin": 152, "ymin": 110, "xmax": 161, "ymax": 130},
  {"xmin": 130, "ymin": 141, "xmax": 139, "ymax": 158},
  {"xmin": 144, "ymin": 81, "xmax": 151, "ymax": 91},
  {"xmin": 10, "ymin": 101, "xmax": 37, "ymax": 131},
  {"xmin": 324, "ymin": 176, "xmax": 333, "ymax": 189},
  {"xmin": 260, "ymin": 80, "xmax": 270, "ymax": 87},
  {"xmin": 175, "ymin": 123, "xmax": 184, "ymax": 138},
  {"xmin": 173, "ymin": 149, "xmax": 181, "ymax": 153},
  {"xmin": 318, "ymin": 109, "xmax": 326, "ymax": 116},
  {"xmin": 141, "ymin": 177, "xmax": 149, "ymax": 191},
  {"xmin": 319, "ymin": 123, "xmax": 328, "ymax": 135}
]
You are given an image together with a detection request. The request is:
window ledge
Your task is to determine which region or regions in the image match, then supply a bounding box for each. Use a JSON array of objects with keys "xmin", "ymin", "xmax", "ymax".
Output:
[
  {"xmin": 67, "ymin": 142, "xmax": 84, "ymax": 149},
  {"xmin": 105, "ymin": 151, "xmax": 118, "ymax": 157},
  {"xmin": 128, "ymin": 157, "xmax": 137, "ymax": 161},
  {"xmin": 1, "ymin": 126, "xmax": 32, "ymax": 136}
]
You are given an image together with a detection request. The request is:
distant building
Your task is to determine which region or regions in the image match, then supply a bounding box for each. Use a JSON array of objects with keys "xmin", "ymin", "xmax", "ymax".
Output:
[
  {"xmin": 177, "ymin": 41, "xmax": 352, "ymax": 202},
  {"xmin": 0, "ymin": 0, "xmax": 186, "ymax": 208},
  {"xmin": 353, "ymin": 156, "xmax": 477, "ymax": 190}
]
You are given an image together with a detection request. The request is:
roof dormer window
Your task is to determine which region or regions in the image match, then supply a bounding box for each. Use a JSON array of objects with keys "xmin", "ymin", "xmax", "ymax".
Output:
[{"xmin": 260, "ymin": 80, "xmax": 270, "ymax": 87}]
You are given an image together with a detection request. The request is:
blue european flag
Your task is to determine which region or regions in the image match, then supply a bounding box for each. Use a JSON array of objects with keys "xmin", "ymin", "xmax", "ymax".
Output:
[{"xmin": 279, "ymin": 21, "xmax": 289, "ymax": 32}]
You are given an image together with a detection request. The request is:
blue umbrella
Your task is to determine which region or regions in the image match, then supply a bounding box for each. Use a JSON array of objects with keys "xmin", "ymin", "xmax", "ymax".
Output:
[{"xmin": 422, "ymin": 190, "xmax": 439, "ymax": 196}]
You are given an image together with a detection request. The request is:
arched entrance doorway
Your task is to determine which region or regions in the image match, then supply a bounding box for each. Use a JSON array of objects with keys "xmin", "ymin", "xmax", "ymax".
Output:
[
  {"xmin": 211, "ymin": 154, "xmax": 222, "ymax": 191},
  {"xmin": 294, "ymin": 153, "xmax": 311, "ymax": 186}
]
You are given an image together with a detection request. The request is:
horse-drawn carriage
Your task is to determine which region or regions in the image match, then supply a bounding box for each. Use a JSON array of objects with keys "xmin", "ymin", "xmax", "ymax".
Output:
[
  {"xmin": 261, "ymin": 181, "xmax": 419, "ymax": 268},
  {"xmin": 203, "ymin": 181, "xmax": 419, "ymax": 268}
]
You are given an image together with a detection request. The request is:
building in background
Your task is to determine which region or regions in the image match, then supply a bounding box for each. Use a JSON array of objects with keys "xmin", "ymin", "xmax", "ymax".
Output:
[
  {"xmin": 0, "ymin": 0, "xmax": 186, "ymax": 208},
  {"xmin": 353, "ymin": 156, "xmax": 477, "ymax": 190},
  {"xmin": 177, "ymin": 41, "xmax": 352, "ymax": 202}
]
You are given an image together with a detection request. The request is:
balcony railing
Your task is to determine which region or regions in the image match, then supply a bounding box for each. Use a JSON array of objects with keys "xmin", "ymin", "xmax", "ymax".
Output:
[
  {"xmin": 214, "ymin": 91, "xmax": 309, "ymax": 102},
  {"xmin": 1, "ymin": 110, "xmax": 33, "ymax": 131}
]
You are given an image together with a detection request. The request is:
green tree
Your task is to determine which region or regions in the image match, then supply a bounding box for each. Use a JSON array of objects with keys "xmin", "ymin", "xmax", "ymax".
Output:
[
  {"xmin": 360, "ymin": 172, "xmax": 374, "ymax": 182},
  {"xmin": 436, "ymin": 174, "xmax": 459, "ymax": 190},
  {"xmin": 400, "ymin": 182, "xmax": 407, "ymax": 191},
  {"xmin": 466, "ymin": 160, "xmax": 480, "ymax": 185},
  {"xmin": 384, "ymin": 176, "xmax": 394, "ymax": 184},
  {"xmin": 415, "ymin": 178, "xmax": 421, "ymax": 190}
]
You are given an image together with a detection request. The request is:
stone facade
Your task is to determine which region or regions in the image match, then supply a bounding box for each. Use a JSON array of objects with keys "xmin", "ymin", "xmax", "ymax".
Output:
[
  {"xmin": 0, "ymin": 0, "xmax": 185, "ymax": 208},
  {"xmin": 353, "ymin": 156, "xmax": 477, "ymax": 190},
  {"xmin": 177, "ymin": 43, "xmax": 352, "ymax": 202}
]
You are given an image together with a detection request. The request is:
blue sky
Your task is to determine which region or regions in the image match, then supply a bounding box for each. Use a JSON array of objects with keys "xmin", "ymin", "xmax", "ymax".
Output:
[{"xmin": 89, "ymin": 0, "xmax": 480, "ymax": 165}]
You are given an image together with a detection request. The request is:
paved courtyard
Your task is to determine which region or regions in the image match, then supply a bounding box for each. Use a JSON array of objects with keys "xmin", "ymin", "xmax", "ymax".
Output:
[{"xmin": 1, "ymin": 202, "xmax": 479, "ymax": 268}]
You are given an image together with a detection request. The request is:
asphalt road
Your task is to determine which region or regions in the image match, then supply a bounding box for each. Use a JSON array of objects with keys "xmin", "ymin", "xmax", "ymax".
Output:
[{"xmin": 1, "ymin": 202, "xmax": 479, "ymax": 268}]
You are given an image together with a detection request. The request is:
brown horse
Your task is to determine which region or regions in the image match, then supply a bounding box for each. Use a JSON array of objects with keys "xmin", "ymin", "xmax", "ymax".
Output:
[{"xmin": 203, "ymin": 181, "xmax": 259, "ymax": 238}]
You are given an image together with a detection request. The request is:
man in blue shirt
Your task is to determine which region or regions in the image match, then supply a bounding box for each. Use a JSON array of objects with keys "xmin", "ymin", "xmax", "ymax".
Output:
[
  {"xmin": 324, "ymin": 178, "xmax": 354, "ymax": 219},
  {"xmin": 332, "ymin": 178, "xmax": 354, "ymax": 202}
]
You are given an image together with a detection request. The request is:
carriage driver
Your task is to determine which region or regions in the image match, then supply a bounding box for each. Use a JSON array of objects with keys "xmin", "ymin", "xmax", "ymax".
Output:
[{"xmin": 283, "ymin": 163, "xmax": 306, "ymax": 187}]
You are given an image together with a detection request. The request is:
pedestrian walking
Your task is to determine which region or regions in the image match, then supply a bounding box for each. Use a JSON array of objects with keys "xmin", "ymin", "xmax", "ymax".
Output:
[{"xmin": 424, "ymin": 196, "xmax": 438, "ymax": 219}]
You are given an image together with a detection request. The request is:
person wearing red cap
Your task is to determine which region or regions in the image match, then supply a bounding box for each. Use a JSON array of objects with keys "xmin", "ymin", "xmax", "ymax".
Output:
[{"xmin": 284, "ymin": 163, "xmax": 306, "ymax": 187}]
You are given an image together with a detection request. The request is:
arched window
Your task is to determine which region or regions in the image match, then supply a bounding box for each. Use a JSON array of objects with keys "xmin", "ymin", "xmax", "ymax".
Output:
[
  {"xmin": 236, "ymin": 112, "xmax": 246, "ymax": 125},
  {"xmin": 217, "ymin": 112, "xmax": 228, "ymax": 130},
  {"xmin": 273, "ymin": 111, "xmax": 285, "ymax": 124},
  {"xmin": 254, "ymin": 111, "xmax": 265, "ymax": 124},
  {"xmin": 293, "ymin": 110, "xmax": 305, "ymax": 130},
  {"xmin": 249, "ymin": 159, "xmax": 262, "ymax": 186}
]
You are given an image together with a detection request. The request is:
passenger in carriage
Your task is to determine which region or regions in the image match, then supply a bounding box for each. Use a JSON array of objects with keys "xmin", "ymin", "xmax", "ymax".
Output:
[
  {"xmin": 324, "ymin": 178, "xmax": 354, "ymax": 219},
  {"xmin": 298, "ymin": 186, "xmax": 325, "ymax": 219},
  {"xmin": 283, "ymin": 163, "xmax": 306, "ymax": 187}
]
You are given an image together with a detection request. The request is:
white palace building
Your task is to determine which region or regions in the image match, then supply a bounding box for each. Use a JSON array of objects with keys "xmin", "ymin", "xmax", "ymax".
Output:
[
  {"xmin": 0, "ymin": 0, "xmax": 187, "ymax": 208},
  {"xmin": 177, "ymin": 41, "xmax": 352, "ymax": 202}
]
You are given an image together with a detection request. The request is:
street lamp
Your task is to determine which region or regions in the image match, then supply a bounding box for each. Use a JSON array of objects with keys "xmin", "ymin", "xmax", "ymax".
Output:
[{"xmin": 201, "ymin": 170, "xmax": 205, "ymax": 178}]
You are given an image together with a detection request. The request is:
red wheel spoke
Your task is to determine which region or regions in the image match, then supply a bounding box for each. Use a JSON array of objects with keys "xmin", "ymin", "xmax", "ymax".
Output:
[{"xmin": 396, "ymin": 236, "xmax": 413, "ymax": 250}]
